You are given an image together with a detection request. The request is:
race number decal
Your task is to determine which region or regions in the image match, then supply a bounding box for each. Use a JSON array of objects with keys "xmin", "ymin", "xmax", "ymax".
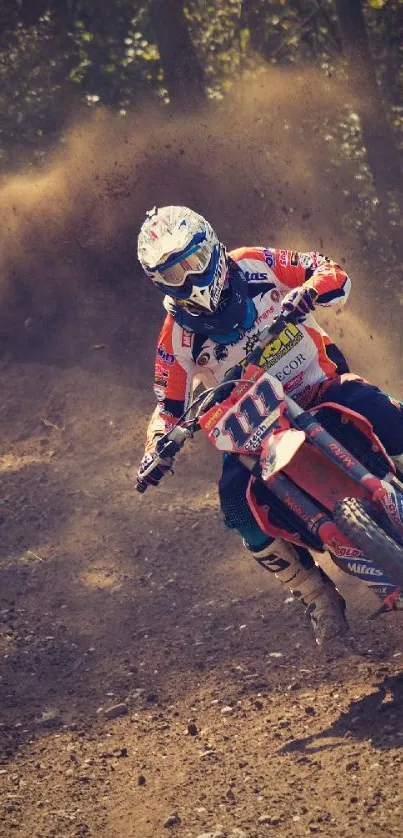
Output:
[
  {"xmin": 201, "ymin": 374, "xmax": 284, "ymax": 453},
  {"xmin": 223, "ymin": 380, "xmax": 277, "ymax": 447}
]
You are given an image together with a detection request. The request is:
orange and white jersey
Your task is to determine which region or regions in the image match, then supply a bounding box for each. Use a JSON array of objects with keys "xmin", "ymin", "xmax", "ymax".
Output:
[{"xmin": 146, "ymin": 247, "xmax": 351, "ymax": 449}]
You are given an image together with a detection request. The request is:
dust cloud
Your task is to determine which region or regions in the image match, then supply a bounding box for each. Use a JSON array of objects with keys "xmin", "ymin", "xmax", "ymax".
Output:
[{"xmin": 0, "ymin": 66, "xmax": 400, "ymax": 393}]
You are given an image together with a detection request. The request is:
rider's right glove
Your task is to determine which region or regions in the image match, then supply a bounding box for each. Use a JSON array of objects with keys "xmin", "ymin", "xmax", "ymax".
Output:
[
  {"xmin": 281, "ymin": 285, "xmax": 318, "ymax": 323},
  {"xmin": 135, "ymin": 445, "xmax": 174, "ymax": 493}
]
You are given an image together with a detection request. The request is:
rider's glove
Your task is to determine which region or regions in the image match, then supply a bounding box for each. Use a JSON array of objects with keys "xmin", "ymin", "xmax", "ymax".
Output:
[
  {"xmin": 281, "ymin": 285, "xmax": 318, "ymax": 323},
  {"xmin": 135, "ymin": 444, "xmax": 173, "ymax": 493}
]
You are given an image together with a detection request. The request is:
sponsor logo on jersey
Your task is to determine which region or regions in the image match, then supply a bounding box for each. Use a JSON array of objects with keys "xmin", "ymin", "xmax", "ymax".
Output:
[
  {"xmin": 244, "ymin": 271, "xmax": 268, "ymax": 280},
  {"xmin": 275, "ymin": 353, "xmax": 306, "ymax": 382},
  {"xmin": 154, "ymin": 385, "xmax": 166, "ymax": 401},
  {"xmin": 260, "ymin": 322, "xmax": 303, "ymax": 369},
  {"xmin": 157, "ymin": 345, "xmax": 175, "ymax": 365},
  {"xmin": 263, "ymin": 248, "xmax": 276, "ymax": 268},
  {"xmin": 270, "ymin": 289, "xmax": 281, "ymax": 303},
  {"xmin": 197, "ymin": 352, "xmax": 210, "ymax": 366},
  {"xmin": 290, "ymin": 251, "xmax": 299, "ymax": 267},
  {"xmin": 283, "ymin": 370, "xmax": 304, "ymax": 393},
  {"xmin": 299, "ymin": 252, "xmax": 318, "ymax": 269},
  {"xmin": 255, "ymin": 306, "xmax": 275, "ymax": 326},
  {"xmin": 214, "ymin": 344, "xmax": 229, "ymax": 361},
  {"xmin": 279, "ymin": 250, "xmax": 288, "ymax": 267},
  {"xmin": 182, "ymin": 330, "xmax": 193, "ymax": 348},
  {"xmin": 154, "ymin": 367, "xmax": 169, "ymax": 389},
  {"xmin": 244, "ymin": 333, "xmax": 261, "ymax": 355}
]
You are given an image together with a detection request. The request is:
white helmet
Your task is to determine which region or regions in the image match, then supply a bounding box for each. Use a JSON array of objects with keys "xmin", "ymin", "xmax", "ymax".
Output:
[{"xmin": 137, "ymin": 205, "xmax": 228, "ymax": 315}]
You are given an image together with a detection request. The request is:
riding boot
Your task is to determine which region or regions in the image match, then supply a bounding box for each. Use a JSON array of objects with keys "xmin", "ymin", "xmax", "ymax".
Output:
[{"xmin": 249, "ymin": 538, "xmax": 348, "ymax": 646}]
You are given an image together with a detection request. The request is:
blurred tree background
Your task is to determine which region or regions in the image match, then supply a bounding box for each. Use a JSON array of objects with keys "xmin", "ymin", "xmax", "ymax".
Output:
[
  {"xmin": 0, "ymin": 0, "xmax": 402, "ymax": 363},
  {"xmin": 0, "ymin": 1, "xmax": 401, "ymax": 170},
  {"xmin": 0, "ymin": 0, "xmax": 401, "ymax": 268}
]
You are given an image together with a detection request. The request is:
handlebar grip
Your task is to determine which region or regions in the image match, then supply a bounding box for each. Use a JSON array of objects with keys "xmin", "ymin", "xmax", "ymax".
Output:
[
  {"xmin": 155, "ymin": 438, "xmax": 181, "ymax": 457},
  {"xmin": 263, "ymin": 306, "xmax": 308, "ymax": 339},
  {"xmin": 267, "ymin": 312, "xmax": 290, "ymax": 336}
]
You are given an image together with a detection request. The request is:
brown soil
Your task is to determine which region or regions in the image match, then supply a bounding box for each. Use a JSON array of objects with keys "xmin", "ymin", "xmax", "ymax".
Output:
[
  {"xmin": 1, "ymin": 71, "xmax": 403, "ymax": 838},
  {"xmin": 1, "ymin": 318, "xmax": 403, "ymax": 838}
]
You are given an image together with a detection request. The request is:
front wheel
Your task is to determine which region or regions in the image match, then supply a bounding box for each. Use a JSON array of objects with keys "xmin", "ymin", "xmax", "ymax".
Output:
[{"xmin": 334, "ymin": 497, "xmax": 403, "ymax": 589}]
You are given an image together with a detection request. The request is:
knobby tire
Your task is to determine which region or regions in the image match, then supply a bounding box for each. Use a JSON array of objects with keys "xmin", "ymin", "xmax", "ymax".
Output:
[{"xmin": 334, "ymin": 497, "xmax": 403, "ymax": 589}]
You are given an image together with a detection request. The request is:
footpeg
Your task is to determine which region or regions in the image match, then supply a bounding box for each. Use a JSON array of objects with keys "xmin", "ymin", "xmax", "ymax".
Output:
[{"xmin": 370, "ymin": 587, "xmax": 401, "ymax": 619}]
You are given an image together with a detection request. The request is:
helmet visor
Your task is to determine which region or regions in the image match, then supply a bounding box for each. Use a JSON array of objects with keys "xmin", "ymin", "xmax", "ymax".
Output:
[{"xmin": 152, "ymin": 244, "xmax": 212, "ymax": 288}]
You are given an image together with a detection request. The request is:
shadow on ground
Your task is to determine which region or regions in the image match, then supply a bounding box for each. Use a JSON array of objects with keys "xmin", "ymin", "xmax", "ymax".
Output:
[{"xmin": 281, "ymin": 670, "xmax": 403, "ymax": 755}]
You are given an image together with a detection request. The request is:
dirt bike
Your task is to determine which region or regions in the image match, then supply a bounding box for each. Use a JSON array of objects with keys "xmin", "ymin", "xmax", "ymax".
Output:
[{"xmin": 136, "ymin": 312, "xmax": 403, "ymax": 618}]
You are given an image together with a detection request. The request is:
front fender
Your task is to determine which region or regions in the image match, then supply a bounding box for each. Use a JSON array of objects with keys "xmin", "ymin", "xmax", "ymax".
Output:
[{"xmin": 260, "ymin": 428, "xmax": 306, "ymax": 482}]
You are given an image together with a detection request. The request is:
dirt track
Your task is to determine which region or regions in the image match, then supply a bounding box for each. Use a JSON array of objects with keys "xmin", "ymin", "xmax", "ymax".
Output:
[
  {"xmin": 1, "ymin": 333, "xmax": 403, "ymax": 838},
  {"xmin": 1, "ymin": 70, "xmax": 403, "ymax": 837}
]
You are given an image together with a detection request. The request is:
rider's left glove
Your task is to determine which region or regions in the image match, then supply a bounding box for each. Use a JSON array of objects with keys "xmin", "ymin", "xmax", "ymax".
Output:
[{"xmin": 281, "ymin": 285, "xmax": 318, "ymax": 323}]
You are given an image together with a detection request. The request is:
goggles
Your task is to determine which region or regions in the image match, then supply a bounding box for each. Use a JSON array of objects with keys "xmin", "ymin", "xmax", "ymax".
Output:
[{"xmin": 151, "ymin": 243, "xmax": 212, "ymax": 288}]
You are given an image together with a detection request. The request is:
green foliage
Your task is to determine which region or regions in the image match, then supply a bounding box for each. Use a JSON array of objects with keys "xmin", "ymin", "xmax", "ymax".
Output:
[
  {"xmin": 0, "ymin": 0, "xmax": 401, "ymax": 177},
  {"xmin": 239, "ymin": 27, "xmax": 250, "ymax": 52}
]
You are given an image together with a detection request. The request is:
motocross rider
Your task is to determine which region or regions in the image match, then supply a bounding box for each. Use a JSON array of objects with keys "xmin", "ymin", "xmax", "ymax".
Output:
[{"xmin": 136, "ymin": 205, "xmax": 403, "ymax": 646}]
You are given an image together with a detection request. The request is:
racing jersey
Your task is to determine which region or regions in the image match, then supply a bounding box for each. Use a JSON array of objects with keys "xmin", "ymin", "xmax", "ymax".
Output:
[{"xmin": 146, "ymin": 247, "xmax": 351, "ymax": 450}]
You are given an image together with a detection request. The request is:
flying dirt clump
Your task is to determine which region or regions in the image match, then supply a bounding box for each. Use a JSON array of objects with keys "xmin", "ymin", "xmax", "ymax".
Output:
[
  {"xmin": 0, "ymin": 69, "xmax": 398, "ymax": 374},
  {"xmin": 0, "ymin": 66, "xmax": 395, "ymax": 368}
]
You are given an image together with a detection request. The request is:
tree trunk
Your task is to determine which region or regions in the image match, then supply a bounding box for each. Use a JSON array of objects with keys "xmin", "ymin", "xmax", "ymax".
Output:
[
  {"xmin": 149, "ymin": 0, "xmax": 206, "ymax": 110},
  {"xmin": 335, "ymin": 0, "xmax": 402, "ymax": 200},
  {"xmin": 239, "ymin": 0, "xmax": 266, "ymax": 54}
]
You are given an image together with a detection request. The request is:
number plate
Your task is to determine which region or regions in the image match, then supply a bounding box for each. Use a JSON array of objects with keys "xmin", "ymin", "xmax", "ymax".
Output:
[{"xmin": 199, "ymin": 369, "xmax": 285, "ymax": 453}]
